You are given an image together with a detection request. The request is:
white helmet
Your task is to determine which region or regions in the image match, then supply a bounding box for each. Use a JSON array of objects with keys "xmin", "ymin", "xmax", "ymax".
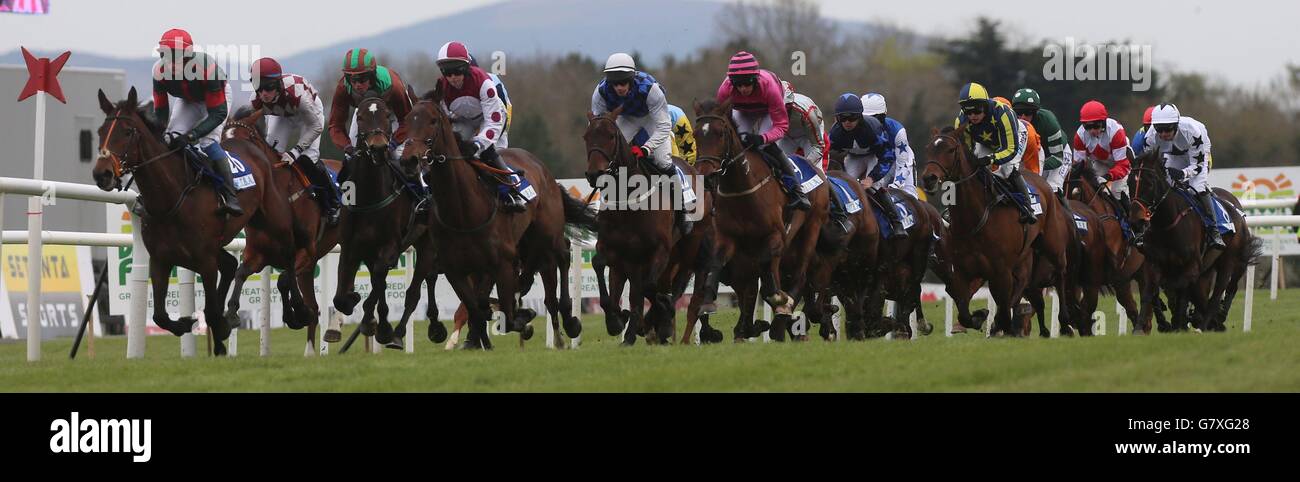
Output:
[
  {"xmin": 1150, "ymin": 103, "xmax": 1180, "ymax": 126},
  {"xmin": 861, "ymin": 93, "xmax": 888, "ymax": 116},
  {"xmin": 603, "ymin": 53, "xmax": 637, "ymax": 80}
]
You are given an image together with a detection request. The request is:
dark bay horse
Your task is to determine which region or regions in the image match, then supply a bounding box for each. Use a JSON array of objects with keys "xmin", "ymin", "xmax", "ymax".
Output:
[
  {"xmin": 921, "ymin": 126, "xmax": 1076, "ymax": 336},
  {"xmin": 692, "ymin": 99, "xmax": 831, "ymax": 342},
  {"xmin": 802, "ymin": 170, "xmax": 878, "ymax": 341},
  {"xmin": 223, "ymin": 106, "xmax": 353, "ymax": 350},
  {"xmin": 402, "ymin": 88, "xmax": 594, "ymax": 350},
  {"xmin": 332, "ymin": 95, "xmax": 444, "ymax": 350},
  {"xmin": 1127, "ymin": 148, "xmax": 1261, "ymax": 331},
  {"xmin": 582, "ymin": 109, "xmax": 717, "ymax": 345},
  {"xmin": 92, "ymin": 87, "xmax": 288, "ymax": 355}
]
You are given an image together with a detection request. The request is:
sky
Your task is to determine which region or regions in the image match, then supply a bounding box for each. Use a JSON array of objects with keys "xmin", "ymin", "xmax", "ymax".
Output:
[{"xmin": 1, "ymin": 0, "xmax": 1292, "ymax": 88}]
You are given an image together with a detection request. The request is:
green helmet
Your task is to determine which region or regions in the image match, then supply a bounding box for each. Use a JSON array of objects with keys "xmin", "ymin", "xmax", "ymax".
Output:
[{"xmin": 1012, "ymin": 88, "xmax": 1041, "ymax": 109}]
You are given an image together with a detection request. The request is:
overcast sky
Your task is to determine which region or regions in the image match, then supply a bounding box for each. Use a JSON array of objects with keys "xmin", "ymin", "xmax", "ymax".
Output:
[{"xmin": 2, "ymin": 0, "xmax": 1292, "ymax": 88}]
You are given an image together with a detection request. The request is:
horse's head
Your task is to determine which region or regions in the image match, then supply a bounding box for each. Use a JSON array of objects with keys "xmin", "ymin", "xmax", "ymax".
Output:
[
  {"xmin": 93, "ymin": 87, "xmax": 164, "ymax": 191},
  {"xmin": 402, "ymin": 87, "xmax": 463, "ymax": 179},
  {"xmin": 354, "ymin": 94, "xmax": 393, "ymax": 163},
  {"xmin": 1063, "ymin": 156, "xmax": 1094, "ymax": 200},
  {"xmin": 921, "ymin": 125, "xmax": 972, "ymax": 195},
  {"xmin": 582, "ymin": 105, "xmax": 627, "ymax": 188},
  {"xmin": 1126, "ymin": 147, "xmax": 1167, "ymax": 237},
  {"xmin": 692, "ymin": 98, "xmax": 739, "ymax": 188},
  {"xmin": 224, "ymin": 105, "xmax": 272, "ymax": 148}
]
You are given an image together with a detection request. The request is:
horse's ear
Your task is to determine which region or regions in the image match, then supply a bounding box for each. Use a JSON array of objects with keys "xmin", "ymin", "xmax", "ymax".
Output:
[
  {"xmin": 430, "ymin": 82, "xmax": 445, "ymax": 104},
  {"xmin": 98, "ymin": 89, "xmax": 114, "ymax": 115},
  {"xmin": 586, "ymin": 111, "xmax": 596, "ymax": 121},
  {"xmin": 692, "ymin": 98, "xmax": 704, "ymax": 116},
  {"xmin": 930, "ymin": 127, "xmax": 940, "ymax": 138},
  {"xmin": 126, "ymin": 87, "xmax": 138, "ymax": 109},
  {"xmin": 610, "ymin": 103, "xmax": 624, "ymax": 119},
  {"xmin": 718, "ymin": 98, "xmax": 732, "ymax": 114},
  {"xmin": 406, "ymin": 84, "xmax": 417, "ymax": 103}
]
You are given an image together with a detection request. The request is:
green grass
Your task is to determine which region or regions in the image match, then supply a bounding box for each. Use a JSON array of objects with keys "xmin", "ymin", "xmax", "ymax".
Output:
[{"xmin": 3, "ymin": 289, "xmax": 1300, "ymax": 392}]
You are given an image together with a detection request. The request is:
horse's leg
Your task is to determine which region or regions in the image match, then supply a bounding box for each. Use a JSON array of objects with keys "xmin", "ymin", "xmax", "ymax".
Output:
[
  {"xmin": 426, "ymin": 268, "xmax": 447, "ymax": 344},
  {"xmin": 1024, "ymin": 288, "xmax": 1049, "ymax": 338},
  {"xmin": 1079, "ymin": 281, "xmax": 1100, "ymax": 337},
  {"xmin": 647, "ymin": 244, "xmax": 675, "ymax": 344},
  {"xmin": 733, "ymin": 275, "xmax": 761, "ymax": 342},
  {"xmin": 276, "ymin": 274, "xmax": 297, "ymax": 328},
  {"xmin": 293, "ymin": 248, "xmax": 320, "ymax": 335},
  {"xmin": 332, "ymin": 245, "xmax": 363, "ymax": 316},
  {"xmin": 1140, "ymin": 266, "xmax": 1166, "ymax": 333},
  {"xmin": 446, "ymin": 274, "xmax": 488, "ymax": 350},
  {"xmin": 1113, "ymin": 279, "xmax": 1143, "ymax": 335},
  {"xmin": 1188, "ymin": 268, "xmax": 1215, "ymax": 332},
  {"xmin": 355, "ymin": 260, "xmax": 383, "ymax": 338},
  {"xmin": 699, "ymin": 239, "xmax": 736, "ymax": 314},
  {"xmin": 225, "ymin": 252, "xmax": 263, "ymax": 329},
  {"xmin": 397, "ymin": 247, "xmax": 438, "ymax": 346},
  {"xmin": 201, "ymin": 257, "xmax": 235, "ymax": 356},
  {"xmin": 149, "ymin": 260, "xmax": 186, "ymax": 337},
  {"xmin": 496, "ymin": 259, "xmax": 528, "ymax": 344},
  {"xmin": 988, "ymin": 270, "xmax": 1022, "ymax": 337},
  {"xmin": 604, "ymin": 260, "xmax": 630, "ymax": 338},
  {"xmin": 557, "ymin": 248, "xmax": 582, "ymax": 340},
  {"xmin": 539, "ymin": 260, "xmax": 565, "ymax": 348},
  {"xmin": 759, "ymin": 234, "xmax": 791, "ymax": 338},
  {"xmin": 622, "ymin": 260, "xmax": 648, "ymax": 346},
  {"xmin": 1214, "ymin": 263, "xmax": 1246, "ymax": 332},
  {"xmin": 370, "ymin": 261, "xmax": 397, "ymax": 349}
]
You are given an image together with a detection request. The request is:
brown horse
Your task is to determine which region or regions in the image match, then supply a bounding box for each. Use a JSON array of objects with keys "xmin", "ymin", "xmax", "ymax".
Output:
[
  {"xmin": 222, "ymin": 106, "xmax": 353, "ymax": 350},
  {"xmin": 402, "ymin": 88, "xmax": 594, "ymax": 350},
  {"xmin": 1127, "ymin": 148, "xmax": 1261, "ymax": 331},
  {"xmin": 921, "ymin": 126, "xmax": 1076, "ymax": 336},
  {"xmin": 92, "ymin": 87, "xmax": 288, "ymax": 355},
  {"xmin": 862, "ymin": 188, "xmax": 939, "ymax": 339},
  {"xmin": 692, "ymin": 99, "xmax": 831, "ymax": 342},
  {"xmin": 1063, "ymin": 161, "xmax": 1159, "ymax": 334},
  {"xmin": 582, "ymin": 109, "xmax": 717, "ymax": 345},
  {"xmin": 332, "ymin": 95, "xmax": 444, "ymax": 350},
  {"xmin": 801, "ymin": 170, "xmax": 879, "ymax": 341}
]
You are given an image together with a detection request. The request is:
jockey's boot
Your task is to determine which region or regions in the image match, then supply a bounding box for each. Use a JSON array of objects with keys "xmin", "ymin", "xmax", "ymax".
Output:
[
  {"xmin": 1197, "ymin": 190, "xmax": 1226, "ymax": 250},
  {"xmin": 1116, "ymin": 192, "xmax": 1135, "ymax": 243},
  {"xmin": 1008, "ymin": 169, "xmax": 1036, "ymax": 225},
  {"xmin": 208, "ymin": 151, "xmax": 245, "ymax": 217},
  {"xmin": 483, "ymin": 146, "xmax": 526, "ymax": 212},
  {"xmin": 655, "ymin": 160, "xmax": 694, "ymax": 236},
  {"xmin": 763, "ymin": 143, "xmax": 811, "ymax": 211},
  {"xmin": 874, "ymin": 188, "xmax": 908, "ymax": 240},
  {"xmin": 296, "ymin": 156, "xmax": 342, "ymax": 226}
]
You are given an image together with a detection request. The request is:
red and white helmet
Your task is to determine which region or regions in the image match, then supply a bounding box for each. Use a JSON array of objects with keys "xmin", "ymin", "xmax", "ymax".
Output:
[
  {"xmin": 250, "ymin": 57, "xmax": 284, "ymax": 91},
  {"xmin": 437, "ymin": 41, "xmax": 472, "ymax": 67},
  {"xmin": 1079, "ymin": 100, "xmax": 1108, "ymax": 123},
  {"xmin": 158, "ymin": 28, "xmax": 194, "ymax": 54}
]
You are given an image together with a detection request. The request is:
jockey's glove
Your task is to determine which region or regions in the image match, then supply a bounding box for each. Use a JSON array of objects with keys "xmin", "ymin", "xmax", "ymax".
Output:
[
  {"xmin": 974, "ymin": 155, "xmax": 994, "ymax": 167},
  {"xmin": 164, "ymin": 131, "xmax": 193, "ymax": 151},
  {"xmin": 739, "ymin": 133, "xmax": 764, "ymax": 149},
  {"xmin": 343, "ymin": 145, "xmax": 358, "ymax": 161},
  {"xmin": 1166, "ymin": 167, "xmax": 1185, "ymax": 182},
  {"xmin": 630, "ymin": 145, "xmax": 651, "ymax": 160}
]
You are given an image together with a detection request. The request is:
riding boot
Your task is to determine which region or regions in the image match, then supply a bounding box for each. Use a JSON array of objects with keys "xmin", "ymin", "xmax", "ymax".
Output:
[
  {"xmin": 1116, "ymin": 192, "xmax": 1135, "ymax": 243},
  {"xmin": 1197, "ymin": 190, "xmax": 1226, "ymax": 249},
  {"xmin": 873, "ymin": 188, "xmax": 907, "ymax": 240},
  {"xmin": 1008, "ymin": 169, "xmax": 1036, "ymax": 225},
  {"xmin": 480, "ymin": 146, "xmax": 526, "ymax": 212},
  {"xmin": 763, "ymin": 143, "xmax": 811, "ymax": 211},
  {"xmin": 296, "ymin": 156, "xmax": 341, "ymax": 226},
  {"xmin": 208, "ymin": 152, "xmax": 245, "ymax": 217},
  {"xmin": 654, "ymin": 159, "xmax": 693, "ymax": 235}
]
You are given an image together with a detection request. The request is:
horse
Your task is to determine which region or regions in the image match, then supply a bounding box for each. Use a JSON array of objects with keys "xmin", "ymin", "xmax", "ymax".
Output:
[
  {"xmin": 331, "ymin": 94, "xmax": 444, "ymax": 350},
  {"xmin": 800, "ymin": 169, "xmax": 878, "ymax": 341},
  {"xmin": 582, "ymin": 108, "xmax": 718, "ymax": 345},
  {"xmin": 921, "ymin": 125, "xmax": 1077, "ymax": 336},
  {"xmin": 1127, "ymin": 148, "xmax": 1262, "ymax": 331},
  {"xmin": 402, "ymin": 87, "xmax": 595, "ymax": 350},
  {"xmin": 92, "ymin": 87, "xmax": 289, "ymax": 355},
  {"xmin": 692, "ymin": 99, "xmax": 831, "ymax": 342}
]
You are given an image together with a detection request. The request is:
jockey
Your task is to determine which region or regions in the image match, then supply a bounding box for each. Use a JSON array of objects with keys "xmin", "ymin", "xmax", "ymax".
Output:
[
  {"xmin": 1145, "ymin": 103, "xmax": 1224, "ymax": 249},
  {"xmin": 861, "ymin": 93, "xmax": 918, "ymax": 199},
  {"xmin": 435, "ymin": 41, "xmax": 525, "ymax": 212},
  {"xmin": 956, "ymin": 82, "xmax": 1033, "ymax": 224},
  {"xmin": 590, "ymin": 53, "xmax": 674, "ymax": 175},
  {"xmin": 152, "ymin": 28, "xmax": 242, "ymax": 216},
  {"xmin": 666, "ymin": 104, "xmax": 696, "ymax": 164},
  {"xmin": 469, "ymin": 53, "xmax": 513, "ymax": 138},
  {"xmin": 780, "ymin": 81, "xmax": 827, "ymax": 172},
  {"xmin": 1132, "ymin": 105, "xmax": 1155, "ymax": 156},
  {"xmin": 249, "ymin": 57, "xmax": 339, "ymax": 226},
  {"xmin": 1012, "ymin": 88, "xmax": 1069, "ymax": 196},
  {"xmin": 591, "ymin": 52, "xmax": 690, "ymax": 232},
  {"xmin": 996, "ymin": 96, "xmax": 1042, "ymax": 179},
  {"xmin": 1071, "ymin": 100, "xmax": 1134, "ymax": 238},
  {"xmin": 715, "ymin": 51, "xmax": 811, "ymax": 210},
  {"xmin": 829, "ymin": 93, "xmax": 905, "ymax": 239}
]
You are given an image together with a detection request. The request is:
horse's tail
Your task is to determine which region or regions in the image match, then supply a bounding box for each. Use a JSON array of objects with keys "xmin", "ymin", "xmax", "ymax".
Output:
[
  {"xmin": 1242, "ymin": 232, "xmax": 1264, "ymax": 266},
  {"xmin": 559, "ymin": 183, "xmax": 597, "ymax": 239}
]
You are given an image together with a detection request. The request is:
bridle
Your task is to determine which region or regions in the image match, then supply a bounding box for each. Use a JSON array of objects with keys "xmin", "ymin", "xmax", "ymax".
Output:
[{"xmin": 693, "ymin": 114, "xmax": 764, "ymax": 197}]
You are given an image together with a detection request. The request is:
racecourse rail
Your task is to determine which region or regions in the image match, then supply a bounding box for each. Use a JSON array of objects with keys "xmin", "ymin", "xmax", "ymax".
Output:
[{"xmin": 3, "ymin": 176, "xmax": 1297, "ymax": 361}]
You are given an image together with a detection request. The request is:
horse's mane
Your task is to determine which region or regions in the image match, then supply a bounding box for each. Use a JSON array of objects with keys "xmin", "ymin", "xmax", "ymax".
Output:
[
  {"xmin": 231, "ymin": 106, "xmax": 266, "ymax": 137},
  {"xmin": 117, "ymin": 99, "xmax": 164, "ymax": 136}
]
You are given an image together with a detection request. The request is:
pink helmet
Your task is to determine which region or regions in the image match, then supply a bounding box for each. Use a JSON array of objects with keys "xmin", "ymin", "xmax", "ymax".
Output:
[{"xmin": 727, "ymin": 51, "xmax": 760, "ymax": 76}]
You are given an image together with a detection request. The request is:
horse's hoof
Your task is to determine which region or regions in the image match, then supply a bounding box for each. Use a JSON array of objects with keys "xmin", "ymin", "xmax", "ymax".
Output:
[
  {"xmin": 520, "ymin": 324, "xmax": 535, "ymax": 341},
  {"xmin": 375, "ymin": 322, "xmax": 394, "ymax": 344},
  {"xmin": 223, "ymin": 310, "xmax": 242, "ymax": 330},
  {"xmin": 384, "ymin": 337, "xmax": 405, "ymax": 351},
  {"xmin": 918, "ymin": 320, "xmax": 934, "ymax": 336},
  {"xmin": 702, "ymin": 327, "xmax": 724, "ymax": 344},
  {"xmin": 359, "ymin": 321, "xmax": 377, "ymax": 337},
  {"xmin": 213, "ymin": 341, "xmax": 228, "ymax": 357},
  {"xmin": 335, "ymin": 292, "xmax": 361, "ymax": 316},
  {"xmin": 563, "ymin": 316, "xmax": 583, "ymax": 339},
  {"xmin": 324, "ymin": 329, "xmax": 342, "ymax": 343},
  {"xmin": 700, "ymin": 302, "xmax": 718, "ymax": 315},
  {"xmin": 1039, "ymin": 330, "xmax": 1050, "ymax": 338},
  {"xmin": 428, "ymin": 322, "xmax": 448, "ymax": 344},
  {"xmin": 604, "ymin": 315, "xmax": 625, "ymax": 337},
  {"xmin": 752, "ymin": 319, "xmax": 772, "ymax": 336}
]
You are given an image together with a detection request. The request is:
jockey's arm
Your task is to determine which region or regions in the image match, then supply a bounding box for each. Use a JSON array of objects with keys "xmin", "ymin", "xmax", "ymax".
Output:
[
  {"xmin": 989, "ymin": 107, "xmax": 1020, "ymax": 165},
  {"xmin": 293, "ymin": 88, "xmax": 326, "ymax": 158},
  {"xmin": 891, "ymin": 127, "xmax": 914, "ymax": 182},
  {"xmin": 1036, "ymin": 109, "xmax": 1067, "ymax": 169},
  {"xmin": 326, "ymin": 79, "xmax": 354, "ymax": 151},
  {"xmin": 151, "ymin": 78, "xmax": 171, "ymax": 128},
  {"xmin": 471, "ymin": 76, "xmax": 507, "ymax": 154},
  {"xmin": 1071, "ymin": 132, "xmax": 1089, "ymax": 166},
  {"xmin": 387, "ymin": 71, "xmax": 414, "ymax": 144},
  {"xmin": 643, "ymin": 84, "xmax": 673, "ymax": 153},
  {"xmin": 1105, "ymin": 128, "xmax": 1130, "ymax": 181},
  {"xmin": 183, "ymin": 80, "xmax": 228, "ymax": 141},
  {"xmin": 759, "ymin": 75, "xmax": 789, "ymax": 144},
  {"xmin": 590, "ymin": 86, "xmax": 609, "ymax": 116}
]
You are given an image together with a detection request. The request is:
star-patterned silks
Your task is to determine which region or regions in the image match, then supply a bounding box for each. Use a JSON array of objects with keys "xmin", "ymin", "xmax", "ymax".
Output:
[
  {"xmin": 979, "ymin": 131, "xmax": 994, "ymax": 142},
  {"xmin": 681, "ymin": 139, "xmax": 695, "ymax": 155},
  {"xmin": 1192, "ymin": 135, "xmax": 1204, "ymax": 149}
]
